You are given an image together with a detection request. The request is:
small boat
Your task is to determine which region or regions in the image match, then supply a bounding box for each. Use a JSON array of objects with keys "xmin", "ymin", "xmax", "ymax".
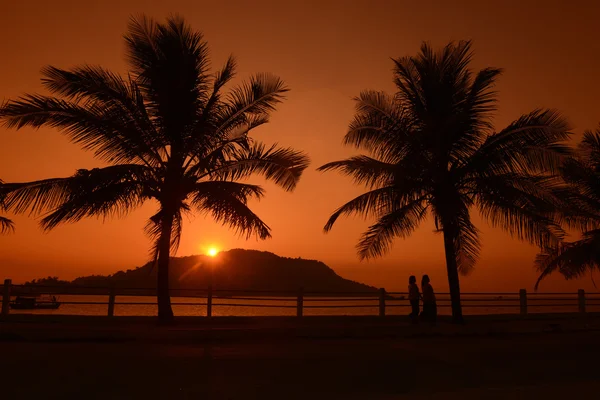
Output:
[{"xmin": 10, "ymin": 295, "xmax": 61, "ymax": 310}]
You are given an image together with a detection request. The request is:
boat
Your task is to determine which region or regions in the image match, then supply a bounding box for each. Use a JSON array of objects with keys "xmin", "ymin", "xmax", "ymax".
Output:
[{"xmin": 10, "ymin": 295, "xmax": 61, "ymax": 310}]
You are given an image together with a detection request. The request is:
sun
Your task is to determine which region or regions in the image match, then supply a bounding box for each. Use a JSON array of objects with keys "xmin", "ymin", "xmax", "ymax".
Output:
[{"xmin": 207, "ymin": 247, "xmax": 219, "ymax": 257}]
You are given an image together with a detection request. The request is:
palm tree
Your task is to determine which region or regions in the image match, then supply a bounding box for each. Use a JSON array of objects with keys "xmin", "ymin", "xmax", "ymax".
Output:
[
  {"xmin": 535, "ymin": 128, "xmax": 600, "ymax": 288},
  {"xmin": 318, "ymin": 41, "xmax": 570, "ymax": 323},
  {"xmin": 0, "ymin": 16, "xmax": 309, "ymax": 323},
  {"xmin": 0, "ymin": 180, "xmax": 15, "ymax": 234}
]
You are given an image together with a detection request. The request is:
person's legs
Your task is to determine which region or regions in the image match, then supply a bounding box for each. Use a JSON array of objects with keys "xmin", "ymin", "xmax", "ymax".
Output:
[
  {"xmin": 420, "ymin": 304, "xmax": 429, "ymax": 322},
  {"xmin": 410, "ymin": 300, "xmax": 419, "ymax": 323},
  {"xmin": 430, "ymin": 304, "xmax": 437, "ymax": 326}
]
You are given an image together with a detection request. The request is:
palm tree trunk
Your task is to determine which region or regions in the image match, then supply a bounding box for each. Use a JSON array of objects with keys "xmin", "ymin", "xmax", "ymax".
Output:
[
  {"xmin": 442, "ymin": 225, "xmax": 464, "ymax": 324},
  {"xmin": 157, "ymin": 212, "xmax": 174, "ymax": 324}
]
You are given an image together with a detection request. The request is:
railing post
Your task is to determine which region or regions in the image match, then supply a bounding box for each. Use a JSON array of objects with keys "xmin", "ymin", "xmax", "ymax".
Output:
[
  {"xmin": 519, "ymin": 289, "xmax": 527, "ymax": 316},
  {"xmin": 207, "ymin": 285, "xmax": 213, "ymax": 318},
  {"xmin": 107, "ymin": 286, "xmax": 116, "ymax": 317},
  {"xmin": 578, "ymin": 289, "xmax": 586, "ymax": 314},
  {"xmin": 2, "ymin": 279, "xmax": 11, "ymax": 316},
  {"xmin": 297, "ymin": 287, "xmax": 303, "ymax": 317},
  {"xmin": 379, "ymin": 288, "xmax": 386, "ymax": 317}
]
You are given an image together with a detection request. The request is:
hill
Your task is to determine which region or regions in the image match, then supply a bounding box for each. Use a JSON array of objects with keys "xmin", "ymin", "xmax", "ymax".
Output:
[{"xmin": 24, "ymin": 249, "xmax": 377, "ymax": 294}]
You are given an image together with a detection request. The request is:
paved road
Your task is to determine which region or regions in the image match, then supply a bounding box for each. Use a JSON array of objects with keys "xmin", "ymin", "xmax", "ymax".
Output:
[{"xmin": 2, "ymin": 331, "xmax": 599, "ymax": 399}]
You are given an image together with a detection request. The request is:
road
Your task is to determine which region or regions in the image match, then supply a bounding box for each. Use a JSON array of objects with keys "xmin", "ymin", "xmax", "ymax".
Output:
[{"xmin": 2, "ymin": 330, "xmax": 599, "ymax": 399}]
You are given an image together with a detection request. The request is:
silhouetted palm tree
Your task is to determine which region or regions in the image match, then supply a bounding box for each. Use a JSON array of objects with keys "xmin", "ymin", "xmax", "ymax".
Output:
[
  {"xmin": 535, "ymin": 128, "xmax": 600, "ymax": 288},
  {"xmin": 0, "ymin": 16, "xmax": 309, "ymax": 322},
  {"xmin": 0, "ymin": 180, "xmax": 15, "ymax": 234},
  {"xmin": 319, "ymin": 41, "xmax": 570, "ymax": 323}
]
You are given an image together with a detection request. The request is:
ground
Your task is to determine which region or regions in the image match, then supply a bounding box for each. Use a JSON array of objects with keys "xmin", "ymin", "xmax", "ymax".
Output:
[{"xmin": 2, "ymin": 329, "xmax": 600, "ymax": 399}]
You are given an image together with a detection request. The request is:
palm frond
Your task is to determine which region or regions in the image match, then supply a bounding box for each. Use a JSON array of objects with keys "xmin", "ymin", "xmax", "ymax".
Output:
[
  {"xmin": 453, "ymin": 208, "xmax": 481, "ymax": 275},
  {"xmin": 216, "ymin": 73, "xmax": 288, "ymax": 135},
  {"xmin": 207, "ymin": 142, "xmax": 309, "ymax": 191},
  {"xmin": 40, "ymin": 65, "xmax": 163, "ymax": 161},
  {"xmin": 317, "ymin": 156, "xmax": 397, "ymax": 189},
  {"xmin": 191, "ymin": 181, "xmax": 270, "ymax": 240},
  {"xmin": 185, "ymin": 134, "xmax": 251, "ymax": 176},
  {"xmin": 448, "ymin": 67, "xmax": 503, "ymax": 163},
  {"xmin": 185, "ymin": 113, "xmax": 267, "ymax": 171},
  {"xmin": 392, "ymin": 53, "xmax": 425, "ymax": 116},
  {"xmin": 465, "ymin": 109, "xmax": 572, "ymax": 176},
  {"xmin": 475, "ymin": 174, "xmax": 565, "ymax": 248},
  {"xmin": 356, "ymin": 197, "xmax": 428, "ymax": 260},
  {"xmin": 205, "ymin": 55, "xmax": 237, "ymax": 112},
  {"xmin": 323, "ymin": 186, "xmax": 398, "ymax": 232},
  {"xmin": 465, "ymin": 67, "xmax": 503, "ymax": 120},
  {"xmin": 561, "ymin": 157, "xmax": 600, "ymax": 204},
  {"xmin": 535, "ymin": 229, "xmax": 600, "ymax": 289},
  {"xmin": 185, "ymin": 56, "xmax": 239, "ymax": 150},
  {"xmin": 473, "ymin": 173, "xmax": 565, "ymax": 208},
  {"xmin": 353, "ymin": 90, "xmax": 402, "ymax": 123},
  {"xmin": 563, "ymin": 129, "xmax": 600, "ymax": 206},
  {"xmin": 0, "ymin": 95, "xmax": 158, "ymax": 165},
  {"xmin": 42, "ymin": 64, "xmax": 144, "ymax": 112},
  {"xmin": 2, "ymin": 165, "xmax": 151, "ymax": 229},
  {"xmin": 224, "ymin": 114, "xmax": 270, "ymax": 142},
  {"xmin": 192, "ymin": 181, "xmax": 265, "ymax": 203},
  {"xmin": 343, "ymin": 91, "xmax": 412, "ymax": 162},
  {"xmin": 556, "ymin": 158, "xmax": 600, "ymax": 231},
  {"xmin": 0, "ymin": 216, "xmax": 15, "ymax": 234},
  {"xmin": 1, "ymin": 177, "xmax": 74, "ymax": 215},
  {"xmin": 579, "ymin": 127, "xmax": 600, "ymax": 166}
]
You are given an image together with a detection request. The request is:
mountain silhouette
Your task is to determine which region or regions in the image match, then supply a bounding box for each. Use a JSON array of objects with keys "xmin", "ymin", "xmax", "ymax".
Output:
[{"xmin": 24, "ymin": 249, "xmax": 377, "ymax": 294}]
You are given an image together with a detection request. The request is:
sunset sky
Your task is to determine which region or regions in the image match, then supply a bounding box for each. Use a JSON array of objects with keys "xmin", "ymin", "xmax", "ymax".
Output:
[{"xmin": 1, "ymin": 0, "xmax": 599, "ymax": 292}]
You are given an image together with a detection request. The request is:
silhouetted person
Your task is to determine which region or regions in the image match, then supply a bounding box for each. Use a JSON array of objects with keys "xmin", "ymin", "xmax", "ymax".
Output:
[
  {"xmin": 420, "ymin": 275, "xmax": 437, "ymax": 325},
  {"xmin": 408, "ymin": 275, "xmax": 420, "ymax": 323}
]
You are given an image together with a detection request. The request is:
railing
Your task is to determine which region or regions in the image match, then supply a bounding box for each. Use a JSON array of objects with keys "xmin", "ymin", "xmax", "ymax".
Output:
[{"xmin": 2, "ymin": 278, "xmax": 599, "ymax": 318}]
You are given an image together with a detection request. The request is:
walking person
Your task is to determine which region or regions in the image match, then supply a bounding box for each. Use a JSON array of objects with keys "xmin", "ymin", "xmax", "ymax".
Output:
[
  {"xmin": 420, "ymin": 275, "xmax": 437, "ymax": 325},
  {"xmin": 408, "ymin": 275, "xmax": 420, "ymax": 323}
]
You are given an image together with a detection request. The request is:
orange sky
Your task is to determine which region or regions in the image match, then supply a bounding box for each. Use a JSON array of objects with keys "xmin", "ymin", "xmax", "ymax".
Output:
[{"xmin": 1, "ymin": 0, "xmax": 599, "ymax": 292}]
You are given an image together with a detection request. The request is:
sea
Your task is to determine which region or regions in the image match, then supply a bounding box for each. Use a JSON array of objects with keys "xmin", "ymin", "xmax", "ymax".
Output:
[{"xmin": 9, "ymin": 293, "xmax": 600, "ymax": 317}]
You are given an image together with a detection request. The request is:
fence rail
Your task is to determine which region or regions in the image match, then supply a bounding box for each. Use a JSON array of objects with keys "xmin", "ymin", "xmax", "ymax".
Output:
[{"xmin": 2, "ymin": 278, "xmax": 599, "ymax": 318}]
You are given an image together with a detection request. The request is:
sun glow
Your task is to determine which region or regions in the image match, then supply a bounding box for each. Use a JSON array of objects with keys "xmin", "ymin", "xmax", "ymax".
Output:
[{"xmin": 207, "ymin": 247, "xmax": 219, "ymax": 257}]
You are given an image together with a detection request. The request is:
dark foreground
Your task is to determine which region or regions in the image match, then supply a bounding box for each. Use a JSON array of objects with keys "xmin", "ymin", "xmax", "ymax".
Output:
[{"xmin": 2, "ymin": 325, "xmax": 600, "ymax": 399}]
